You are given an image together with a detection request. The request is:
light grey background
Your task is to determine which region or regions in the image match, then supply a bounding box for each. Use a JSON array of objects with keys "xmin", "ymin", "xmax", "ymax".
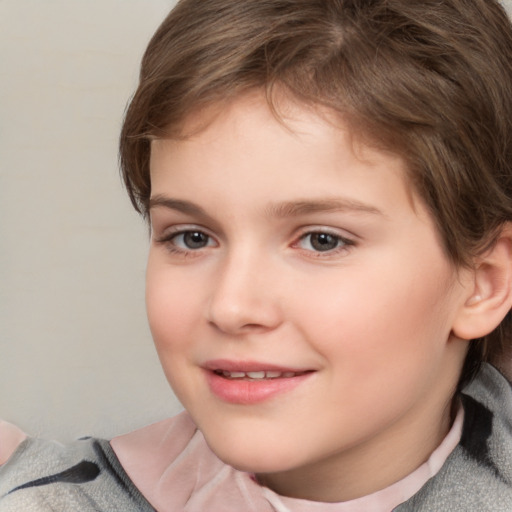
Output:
[
  {"xmin": 1, "ymin": 0, "xmax": 512, "ymax": 442},
  {"xmin": 0, "ymin": 0, "xmax": 181, "ymax": 442}
]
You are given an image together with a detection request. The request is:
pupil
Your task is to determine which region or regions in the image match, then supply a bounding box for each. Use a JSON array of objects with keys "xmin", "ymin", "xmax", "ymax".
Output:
[
  {"xmin": 184, "ymin": 231, "xmax": 208, "ymax": 249},
  {"xmin": 311, "ymin": 233, "xmax": 338, "ymax": 251}
]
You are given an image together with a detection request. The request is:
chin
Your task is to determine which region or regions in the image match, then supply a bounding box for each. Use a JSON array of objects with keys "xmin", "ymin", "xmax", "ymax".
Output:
[{"xmin": 205, "ymin": 435, "xmax": 298, "ymax": 474}]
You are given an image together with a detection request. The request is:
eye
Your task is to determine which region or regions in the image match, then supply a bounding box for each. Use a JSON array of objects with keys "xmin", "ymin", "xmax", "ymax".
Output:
[
  {"xmin": 172, "ymin": 230, "xmax": 214, "ymax": 250},
  {"xmin": 297, "ymin": 231, "xmax": 352, "ymax": 253}
]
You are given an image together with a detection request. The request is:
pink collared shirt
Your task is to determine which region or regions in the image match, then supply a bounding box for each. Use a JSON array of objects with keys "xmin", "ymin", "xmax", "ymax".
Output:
[{"xmin": 0, "ymin": 407, "xmax": 463, "ymax": 511}]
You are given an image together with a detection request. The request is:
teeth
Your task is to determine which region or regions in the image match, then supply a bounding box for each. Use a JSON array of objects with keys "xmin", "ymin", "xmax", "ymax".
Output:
[
  {"xmin": 246, "ymin": 371, "xmax": 266, "ymax": 379},
  {"xmin": 217, "ymin": 370, "xmax": 302, "ymax": 380},
  {"xmin": 223, "ymin": 371, "xmax": 245, "ymax": 378}
]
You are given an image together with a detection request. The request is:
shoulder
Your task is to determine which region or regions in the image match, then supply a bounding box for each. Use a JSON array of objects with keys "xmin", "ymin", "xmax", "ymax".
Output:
[
  {"xmin": 396, "ymin": 364, "xmax": 512, "ymax": 511},
  {"xmin": 0, "ymin": 429, "xmax": 155, "ymax": 511},
  {"xmin": 0, "ymin": 413, "xmax": 269, "ymax": 511},
  {"xmin": 0, "ymin": 420, "xmax": 27, "ymax": 465},
  {"xmin": 457, "ymin": 364, "xmax": 512, "ymax": 497}
]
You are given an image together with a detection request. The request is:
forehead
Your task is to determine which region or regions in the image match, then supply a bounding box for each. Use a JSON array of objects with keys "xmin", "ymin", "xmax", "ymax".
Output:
[
  {"xmin": 149, "ymin": 92, "xmax": 419, "ymax": 212},
  {"xmin": 153, "ymin": 92, "xmax": 401, "ymax": 168}
]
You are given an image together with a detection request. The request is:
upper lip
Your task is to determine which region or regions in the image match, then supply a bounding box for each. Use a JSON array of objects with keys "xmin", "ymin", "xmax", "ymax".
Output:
[{"xmin": 203, "ymin": 359, "xmax": 312, "ymax": 373}]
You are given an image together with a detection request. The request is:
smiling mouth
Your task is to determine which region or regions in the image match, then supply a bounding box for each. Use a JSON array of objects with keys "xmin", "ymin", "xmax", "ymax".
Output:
[
  {"xmin": 206, "ymin": 365, "xmax": 314, "ymax": 403},
  {"xmin": 213, "ymin": 370, "xmax": 312, "ymax": 380}
]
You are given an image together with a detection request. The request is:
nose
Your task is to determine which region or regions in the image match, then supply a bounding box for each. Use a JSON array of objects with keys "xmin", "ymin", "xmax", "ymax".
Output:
[{"xmin": 206, "ymin": 250, "xmax": 283, "ymax": 335}]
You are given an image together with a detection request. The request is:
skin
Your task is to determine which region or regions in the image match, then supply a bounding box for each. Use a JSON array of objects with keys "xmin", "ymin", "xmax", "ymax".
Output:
[{"xmin": 145, "ymin": 92, "xmax": 474, "ymax": 502}]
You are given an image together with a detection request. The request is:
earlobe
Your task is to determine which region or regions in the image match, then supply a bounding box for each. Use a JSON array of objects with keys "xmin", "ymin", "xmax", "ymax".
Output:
[{"xmin": 452, "ymin": 225, "xmax": 512, "ymax": 341}]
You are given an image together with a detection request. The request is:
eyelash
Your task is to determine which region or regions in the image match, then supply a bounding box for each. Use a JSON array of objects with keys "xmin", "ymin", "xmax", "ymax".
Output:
[
  {"xmin": 293, "ymin": 230, "xmax": 355, "ymax": 257},
  {"xmin": 154, "ymin": 227, "xmax": 216, "ymax": 256},
  {"xmin": 154, "ymin": 227, "xmax": 356, "ymax": 258}
]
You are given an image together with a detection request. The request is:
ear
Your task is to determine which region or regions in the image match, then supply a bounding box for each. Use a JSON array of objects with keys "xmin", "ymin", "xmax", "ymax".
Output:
[{"xmin": 452, "ymin": 224, "xmax": 512, "ymax": 341}]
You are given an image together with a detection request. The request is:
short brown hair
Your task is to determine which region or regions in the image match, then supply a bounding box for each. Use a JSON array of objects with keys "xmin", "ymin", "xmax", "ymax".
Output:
[{"xmin": 120, "ymin": 0, "xmax": 512, "ymax": 386}]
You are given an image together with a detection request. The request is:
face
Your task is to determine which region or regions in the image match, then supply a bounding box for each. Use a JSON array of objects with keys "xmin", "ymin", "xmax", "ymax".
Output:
[{"xmin": 146, "ymin": 93, "xmax": 471, "ymax": 501}]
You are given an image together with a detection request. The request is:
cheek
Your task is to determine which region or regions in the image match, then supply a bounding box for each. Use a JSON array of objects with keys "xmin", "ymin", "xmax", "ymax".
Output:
[
  {"xmin": 145, "ymin": 261, "xmax": 199, "ymax": 353},
  {"xmin": 145, "ymin": 264, "xmax": 203, "ymax": 401},
  {"xmin": 294, "ymin": 256, "xmax": 456, "ymax": 371}
]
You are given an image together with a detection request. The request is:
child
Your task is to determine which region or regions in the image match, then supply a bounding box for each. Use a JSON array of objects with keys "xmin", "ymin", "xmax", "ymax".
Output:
[{"xmin": 1, "ymin": 0, "xmax": 512, "ymax": 510}]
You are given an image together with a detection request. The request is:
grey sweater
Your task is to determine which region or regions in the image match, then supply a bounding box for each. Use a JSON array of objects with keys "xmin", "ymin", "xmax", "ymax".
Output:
[{"xmin": 1, "ymin": 364, "xmax": 511, "ymax": 511}]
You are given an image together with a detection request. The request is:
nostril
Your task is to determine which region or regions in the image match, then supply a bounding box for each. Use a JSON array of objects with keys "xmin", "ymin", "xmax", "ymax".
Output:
[
  {"xmin": 206, "ymin": 268, "xmax": 283, "ymax": 333},
  {"xmin": 207, "ymin": 318, "xmax": 274, "ymax": 335}
]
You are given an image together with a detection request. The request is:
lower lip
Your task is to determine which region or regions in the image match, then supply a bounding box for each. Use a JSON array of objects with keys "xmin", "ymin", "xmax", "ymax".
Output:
[{"xmin": 205, "ymin": 371, "xmax": 312, "ymax": 405}]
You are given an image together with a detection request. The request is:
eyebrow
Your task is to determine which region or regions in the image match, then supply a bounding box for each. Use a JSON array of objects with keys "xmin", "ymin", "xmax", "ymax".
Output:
[
  {"xmin": 148, "ymin": 195, "xmax": 383, "ymax": 219},
  {"xmin": 149, "ymin": 196, "xmax": 208, "ymax": 217},
  {"xmin": 264, "ymin": 198, "xmax": 383, "ymax": 218}
]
